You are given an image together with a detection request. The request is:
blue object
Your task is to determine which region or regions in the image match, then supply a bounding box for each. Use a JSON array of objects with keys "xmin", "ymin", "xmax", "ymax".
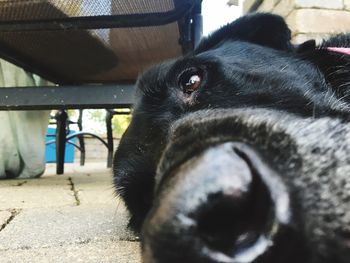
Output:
[{"xmin": 45, "ymin": 127, "xmax": 76, "ymax": 163}]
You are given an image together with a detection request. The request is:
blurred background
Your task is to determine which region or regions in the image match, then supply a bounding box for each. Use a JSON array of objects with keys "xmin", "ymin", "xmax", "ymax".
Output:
[
  {"xmin": 49, "ymin": 0, "xmax": 350, "ymax": 164},
  {"xmin": 66, "ymin": 0, "xmax": 242, "ymax": 163}
]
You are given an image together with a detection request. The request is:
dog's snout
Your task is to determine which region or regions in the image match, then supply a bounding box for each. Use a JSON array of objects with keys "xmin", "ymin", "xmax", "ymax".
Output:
[
  {"xmin": 142, "ymin": 142, "xmax": 292, "ymax": 263},
  {"xmin": 194, "ymin": 166, "xmax": 273, "ymax": 257}
]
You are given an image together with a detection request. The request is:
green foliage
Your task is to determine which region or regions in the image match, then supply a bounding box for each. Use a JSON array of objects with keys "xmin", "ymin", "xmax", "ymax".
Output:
[
  {"xmin": 84, "ymin": 110, "xmax": 102, "ymax": 121},
  {"xmin": 67, "ymin": 109, "xmax": 77, "ymax": 119},
  {"xmin": 74, "ymin": 109, "xmax": 131, "ymax": 137},
  {"xmin": 112, "ymin": 114, "xmax": 131, "ymax": 137}
]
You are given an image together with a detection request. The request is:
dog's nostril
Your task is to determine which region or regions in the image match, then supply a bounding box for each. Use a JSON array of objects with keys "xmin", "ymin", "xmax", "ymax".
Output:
[
  {"xmin": 195, "ymin": 163, "xmax": 273, "ymax": 257},
  {"xmin": 196, "ymin": 194, "xmax": 254, "ymax": 254}
]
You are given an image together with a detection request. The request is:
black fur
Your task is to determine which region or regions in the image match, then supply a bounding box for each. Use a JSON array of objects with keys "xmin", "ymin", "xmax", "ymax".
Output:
[
  {"xmin": 195, "ymin": 13, "xmax": 293, "ymax": 53},
  {"xmin": 113, "ymin": 13, "xmax": 350, "ymax": 261}
]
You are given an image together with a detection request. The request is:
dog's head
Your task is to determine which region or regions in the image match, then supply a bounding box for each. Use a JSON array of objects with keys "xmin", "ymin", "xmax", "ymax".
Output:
[{"xmin": 114, "ymin": 13, "xmax": 350, "ymax": 263}]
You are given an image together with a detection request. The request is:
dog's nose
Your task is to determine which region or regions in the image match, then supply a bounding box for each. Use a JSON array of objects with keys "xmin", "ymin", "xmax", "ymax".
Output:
[
  {"xmin": 194, "ymin": 162, "xmax": 272, "ymax": 257},
  {"xmin": 183, "ymin": 143, "xmax": 274, "ymax": 257},
  {"xmin": 142, "ymin": 142, "xmax": 295, "ymax": 263}
]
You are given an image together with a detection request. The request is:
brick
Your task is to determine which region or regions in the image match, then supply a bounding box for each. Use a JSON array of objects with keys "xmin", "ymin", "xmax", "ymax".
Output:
[
  {"xmin": 295, "ymin": 0, "xmax": 343, "ymax": 9},
  {"xmin": 273, "ymin": 0, "xmax": 295, "ymax": 17},
  {"xmin": 257, "ymin": 0, "xmax": 281, "ymax": 12},
  {"xmin": 243, "ymin": 0, "xmax": 281, "ymax": 13},
  {"xmin": 292, "ymin": 33, "xmax": 329, "ymax": 44},
  {"xmin": 287, "ymin": 9, "xmax": 350, "ymax": 35},
  {"xmin": 345, "ymin": 0, "xmax": 350, "ymax": 10},
  {"xmin": 243, "ymin": 0, "xmax": 259, "ymax": 13}
]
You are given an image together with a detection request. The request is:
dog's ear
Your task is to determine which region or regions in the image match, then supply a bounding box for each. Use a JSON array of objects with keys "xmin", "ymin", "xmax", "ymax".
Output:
[
  {"xmin": 195, "ymin": 13, "xmax": 292, "ymax": 54},
  {"xmin": 296, "ymin": 34, "xmax": 350, "ymax": 101}
]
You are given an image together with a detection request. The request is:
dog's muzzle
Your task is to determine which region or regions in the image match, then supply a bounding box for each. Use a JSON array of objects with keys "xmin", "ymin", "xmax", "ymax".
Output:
[{"xmin": 141, "ymin": 108, "xmax": 350, "ymax": 263}]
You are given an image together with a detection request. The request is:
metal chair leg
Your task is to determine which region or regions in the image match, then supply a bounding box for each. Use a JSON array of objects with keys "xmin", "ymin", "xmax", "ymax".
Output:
[
  {"xmin": 55, "ymin": 110, "xmax": 68, "ymax": 175},
  {"xmin": 106, "ymin": 110, "xmax": 114, "ymax": 168},
  {"xmin": 77, "ymin": 109, "xmax": 86, "ymax": 166},
  {"xmin": 192, "ymin": 4, "xmax": 203, "ymax": 48}
]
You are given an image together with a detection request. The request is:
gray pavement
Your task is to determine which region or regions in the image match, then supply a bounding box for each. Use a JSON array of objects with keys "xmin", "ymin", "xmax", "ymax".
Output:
[{"xmin": 0, "ymin": 163, "xmax": 141, "ymax": 263}]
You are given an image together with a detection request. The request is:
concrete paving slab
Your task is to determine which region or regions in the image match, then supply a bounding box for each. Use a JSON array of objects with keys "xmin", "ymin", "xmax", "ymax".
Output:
[
  {"xmin": 45, "ymin": 163, "xmax": 117, "ymax": 206},
  {"xmin": 44, "ymin": 163, "xmax": 111, "ymax": 177},
  {"xmin": 0, "ymin": 163, "xmax": 140, "ymax": 262},
  {"xmin": 0, "ymin": 175, "xmax": 75, "ymax": 210},
  {"xmin": 0, "ymin": 211, "xmax": 12, "ymax": 229},
  {"xmin": 70, "ymin": 171, "xmax": 116, "ymax": 206},
  {"xmin": 0, "ymin": 202, "xmax": 137, "ymax": 250},
  {"xmin": 0, "ymin": 240, "xmax": 141, "ymax": 263}
]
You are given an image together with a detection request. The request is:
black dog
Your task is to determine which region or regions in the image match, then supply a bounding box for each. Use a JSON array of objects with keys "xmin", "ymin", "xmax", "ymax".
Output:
[{"xmin": 113, "ymin": 13, "xmax": 350, "ymax": 263}]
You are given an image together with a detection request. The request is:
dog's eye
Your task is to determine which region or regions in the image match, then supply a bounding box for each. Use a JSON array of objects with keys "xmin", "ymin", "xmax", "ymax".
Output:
[{"xmin": 179, "ymin": 69, "xmax": 202, "ymax": 94}]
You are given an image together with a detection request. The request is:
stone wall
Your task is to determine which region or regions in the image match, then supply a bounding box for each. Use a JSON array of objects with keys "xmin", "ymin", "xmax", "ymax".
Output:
[{"xmin": 243, "ymin": 0, "xmax": 350, "ymax": 44}]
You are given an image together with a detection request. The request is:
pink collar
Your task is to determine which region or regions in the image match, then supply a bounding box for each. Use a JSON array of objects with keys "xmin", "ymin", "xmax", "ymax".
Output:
[{"xmin": 326, "ymin": 47, "xmax": 350, "ymax": 56}]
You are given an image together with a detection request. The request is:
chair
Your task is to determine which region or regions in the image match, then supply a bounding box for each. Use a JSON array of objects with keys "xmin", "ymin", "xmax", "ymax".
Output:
[{"xmin": 0, "ymin": 0, "xmax": 203, "ymax": 174}]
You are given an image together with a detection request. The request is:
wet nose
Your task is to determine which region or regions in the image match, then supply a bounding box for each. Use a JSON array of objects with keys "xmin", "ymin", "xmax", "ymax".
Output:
[{"xmin": 142, "ymin": 142, "xmax": 292, "ymax": 263}]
